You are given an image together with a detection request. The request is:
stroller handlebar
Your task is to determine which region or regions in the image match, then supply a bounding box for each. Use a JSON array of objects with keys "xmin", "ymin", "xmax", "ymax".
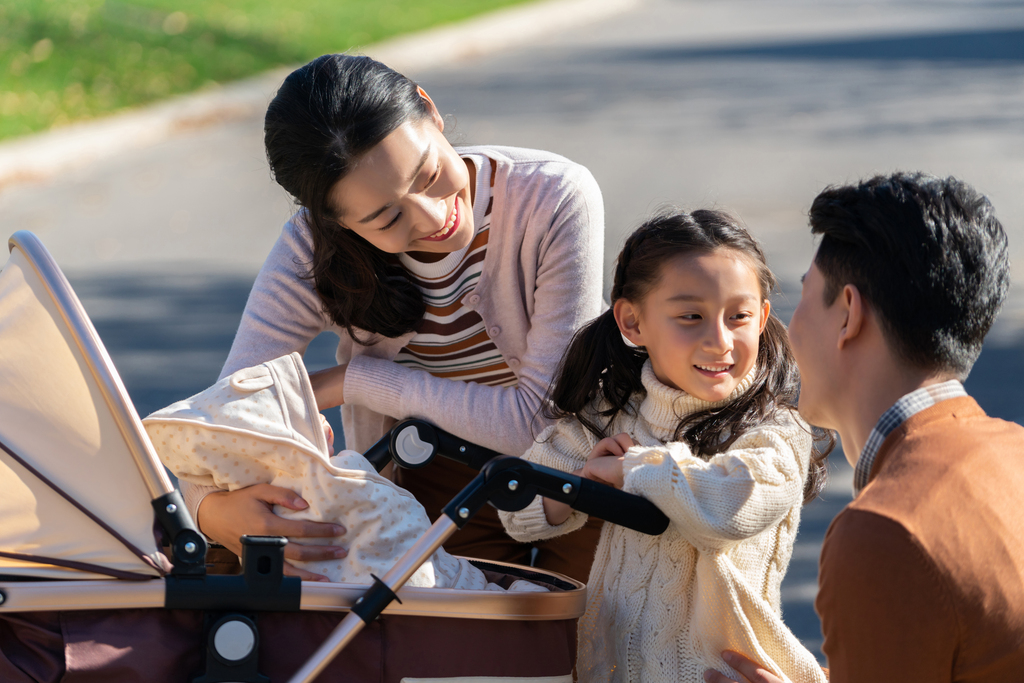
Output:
[{"xmin": 369, "ymin": 419, "xmax": 669, "ymax": 536}]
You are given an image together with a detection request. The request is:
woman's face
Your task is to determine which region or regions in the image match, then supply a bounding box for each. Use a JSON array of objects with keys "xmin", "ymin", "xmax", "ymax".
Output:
[{"xmin": 328, "ymin": 93, "xmax": 474, "ymax": 258}]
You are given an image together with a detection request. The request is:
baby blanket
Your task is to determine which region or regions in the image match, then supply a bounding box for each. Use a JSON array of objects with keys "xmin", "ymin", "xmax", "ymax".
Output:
[{"xmin": 143, "ymin": 353, "xmax": 542, "ymax": 592}]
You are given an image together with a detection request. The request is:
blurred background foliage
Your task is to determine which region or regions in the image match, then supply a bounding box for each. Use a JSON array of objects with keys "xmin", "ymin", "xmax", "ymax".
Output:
[{"xmin": 0, "ymin": 0, "xmax": 529, "ymax": 141}]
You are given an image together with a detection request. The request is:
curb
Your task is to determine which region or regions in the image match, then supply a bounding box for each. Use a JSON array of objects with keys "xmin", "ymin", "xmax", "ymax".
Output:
[{"xmin": 0, "ymin": 0, "xmax": 637, "ymax": 192}]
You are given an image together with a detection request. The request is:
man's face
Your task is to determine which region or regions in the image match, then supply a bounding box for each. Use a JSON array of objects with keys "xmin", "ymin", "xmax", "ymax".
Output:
[{"xmin": 789, "ymin": 260, "xmax": 843, "ymax": 431}]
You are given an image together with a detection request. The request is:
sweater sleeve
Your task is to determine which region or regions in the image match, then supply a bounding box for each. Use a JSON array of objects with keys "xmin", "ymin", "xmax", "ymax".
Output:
[
  {"xmin": 342, "ymin": 163, "xmax": 604, "ymax": 457},
  {"xmin": 817, "ymin": 509, "xmax": 957, "ymax": 683},
  {"xmin": 498, "ymin": 419, "xmax": 597, "ymax": 542},
  {"xmin": 620, "ymin": 413, "xmax": 811, "ymax": 553}
]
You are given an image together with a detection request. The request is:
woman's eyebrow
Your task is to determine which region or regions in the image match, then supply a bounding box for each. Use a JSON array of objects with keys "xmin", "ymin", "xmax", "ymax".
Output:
[
  {"xmin": 356, "ymin": 145, "xmax": 431, "ymax": 224},
  {"xmin": 404, "ymin": 144, "xmax": 431, "ymax": 185}
]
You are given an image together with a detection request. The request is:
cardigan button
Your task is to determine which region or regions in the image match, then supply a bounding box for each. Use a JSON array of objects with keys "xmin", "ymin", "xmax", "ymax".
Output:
[
  {"xmin": 488, "ymin": 326, "xmax": 501, "ymax": 337},
  {"xmin": 508, "ymin": 357, "xmax": 520, "ymax": 368},
  {"xmin": 467, "ymin": 294, "xmax": 481, "ymax": 306}
]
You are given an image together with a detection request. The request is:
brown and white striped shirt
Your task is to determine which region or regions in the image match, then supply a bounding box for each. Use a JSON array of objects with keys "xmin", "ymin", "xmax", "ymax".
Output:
[{"xmin": 395, "ymin": 155, "xmax": 517, "ymax": 388}]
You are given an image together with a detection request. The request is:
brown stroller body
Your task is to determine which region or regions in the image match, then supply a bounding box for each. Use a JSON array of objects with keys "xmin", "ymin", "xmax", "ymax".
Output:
[{"xmin": 0, "ymin": 231, "xmax": 667, "ymax": 683}]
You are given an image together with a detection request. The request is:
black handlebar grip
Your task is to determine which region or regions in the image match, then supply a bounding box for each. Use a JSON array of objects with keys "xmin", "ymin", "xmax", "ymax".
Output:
[
  {"xmin": 363, "ymin": 432, "xmax": 393, "ymax": 473},
  {"xmin": 435, "ymin": 430, "xmax": 504, "ymax": 470},
  {"xmin": 573, "ymin": 477, "xmax": 669, "ymax": 536}
]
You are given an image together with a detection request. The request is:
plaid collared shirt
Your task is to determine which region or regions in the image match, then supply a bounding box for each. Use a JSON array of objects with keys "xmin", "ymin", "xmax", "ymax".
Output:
[{"xmin": 853, "ymin": 380, "xmax": 968, "ymax": 495}]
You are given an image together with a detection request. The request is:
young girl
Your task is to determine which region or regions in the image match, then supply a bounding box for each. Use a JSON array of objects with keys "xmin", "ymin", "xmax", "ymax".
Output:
[{"xmin": 499, "ymin": 209, "xmax": 830, "ymax": 683}]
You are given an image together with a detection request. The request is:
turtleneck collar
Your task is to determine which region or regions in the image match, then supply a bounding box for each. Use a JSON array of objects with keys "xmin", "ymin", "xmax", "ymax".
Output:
[{"xmin": 637, "ymin": 359, "xmax": 756, "ymax": 439}]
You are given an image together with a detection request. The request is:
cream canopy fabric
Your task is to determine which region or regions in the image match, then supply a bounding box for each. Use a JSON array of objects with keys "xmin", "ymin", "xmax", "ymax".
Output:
[{"xmin": 0, "ymin": 234, "xmax": 170, "ymax": 580}]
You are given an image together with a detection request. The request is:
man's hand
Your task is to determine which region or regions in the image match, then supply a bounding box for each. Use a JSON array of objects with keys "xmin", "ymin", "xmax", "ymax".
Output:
[{"xmin": 704, "ymin": 651, "xmax": 786, "ymax": 683}]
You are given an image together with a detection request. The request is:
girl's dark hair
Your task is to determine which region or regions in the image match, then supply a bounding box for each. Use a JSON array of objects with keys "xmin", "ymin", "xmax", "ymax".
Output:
[
  {"xmin": 547, "ymin": 209, "xmax": 832, "ymax": 502},
  {"xmin": 264, "ymin": 54, "xmax": 431, "ymax": 342}
]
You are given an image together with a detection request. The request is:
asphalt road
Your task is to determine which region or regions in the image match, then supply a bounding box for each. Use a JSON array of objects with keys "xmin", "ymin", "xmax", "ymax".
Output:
[{"xmin": 2, "ymin": 0, "xmax": 1023, "ymax": 662}]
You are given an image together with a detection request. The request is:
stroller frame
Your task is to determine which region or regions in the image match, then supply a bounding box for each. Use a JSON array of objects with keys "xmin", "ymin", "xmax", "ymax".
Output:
[{"xmin": 0, "ymin": 231, "xmax": 666, "ymax": 683}]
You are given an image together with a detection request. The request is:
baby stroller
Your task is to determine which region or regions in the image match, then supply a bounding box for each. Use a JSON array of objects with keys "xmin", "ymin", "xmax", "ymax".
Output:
[{"xmin": 0, "ymin": 231, "xmax": 668, "ymax": 683}]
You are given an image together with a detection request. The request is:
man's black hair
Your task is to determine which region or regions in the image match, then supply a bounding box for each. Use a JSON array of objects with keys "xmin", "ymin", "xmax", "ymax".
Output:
[{"xmin": 810, "ymin": 172, "xmax": 1009, "ymax": 378}]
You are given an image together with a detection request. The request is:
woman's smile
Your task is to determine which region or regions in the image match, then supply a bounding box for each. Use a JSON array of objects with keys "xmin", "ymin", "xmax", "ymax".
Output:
[{"xmin": 420, "ymin": 197, "xmax": 460, "ymax": 242}]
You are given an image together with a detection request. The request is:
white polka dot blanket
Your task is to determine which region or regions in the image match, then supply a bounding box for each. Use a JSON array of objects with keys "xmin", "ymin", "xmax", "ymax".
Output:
[{"xmin": 143, "ymin": 352, "xmax": 544, "ymax": 592}]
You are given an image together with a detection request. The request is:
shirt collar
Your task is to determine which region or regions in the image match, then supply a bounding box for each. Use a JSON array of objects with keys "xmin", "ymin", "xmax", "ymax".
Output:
[{"xmin": 853, "ymin": 379, "xmax": 967, "ymax": 494}]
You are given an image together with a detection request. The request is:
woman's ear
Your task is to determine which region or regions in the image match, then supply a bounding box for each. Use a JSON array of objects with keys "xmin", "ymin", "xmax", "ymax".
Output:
[
  {"xmin": 613, "ymin": 299, "xmax": 644, "ymax": 347},
  {"xmin": 417, "ymin": 86, "xmax": 444, "ymax": 132},
  {"xmin": 758, "ymin": 299, "xmax": 771, "ymax": 334}
]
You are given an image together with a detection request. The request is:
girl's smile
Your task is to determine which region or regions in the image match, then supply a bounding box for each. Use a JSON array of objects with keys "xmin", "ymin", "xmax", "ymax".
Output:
[{"xmin": 615, "ymin": 249, "xmax": 769, "ymax": 402}]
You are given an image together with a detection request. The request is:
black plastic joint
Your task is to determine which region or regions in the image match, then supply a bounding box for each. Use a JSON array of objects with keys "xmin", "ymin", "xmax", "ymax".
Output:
[
  {"xmin": 153, "ymin": 490, "xmax": 207, "ymax": 575},
  {"xmin": 350, "ymin": 575, "xmax": 401, "ymax": 624},
  {"xmin": 165, "ymin": 536, "xmax": 300, "ymax": 611}
]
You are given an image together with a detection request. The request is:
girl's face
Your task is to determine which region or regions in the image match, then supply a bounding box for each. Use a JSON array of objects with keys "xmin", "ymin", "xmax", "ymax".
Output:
[
  {"xmin": 614, "ymin": 248, "xmax": 769, "ymax": 402},
  {"xmin": 327, "ymin": 90, "xmax": 475, "ymax": 259}
]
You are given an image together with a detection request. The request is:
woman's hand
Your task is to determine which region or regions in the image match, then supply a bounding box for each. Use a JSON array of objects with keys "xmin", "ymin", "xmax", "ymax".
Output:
[
  {"xmin": 309, "ymin": 364, "xmax": 348, "ymax": 410},
  {"xmin": 703, "ymin": 651, "xmax": 785, "ymax": 683},
  {"xmin": 197, "ymin": 484, "xmax": 347, "ymax": 582}
]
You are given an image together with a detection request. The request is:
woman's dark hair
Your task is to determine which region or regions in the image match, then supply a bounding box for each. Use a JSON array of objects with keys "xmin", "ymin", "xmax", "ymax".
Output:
[
  {"xmin": 547, "ymin": 209, "xmax": 832, "ymax": 502},
  {"xmin": 264, "ymin": 54, "xmax": 432, "ymax": 342}
]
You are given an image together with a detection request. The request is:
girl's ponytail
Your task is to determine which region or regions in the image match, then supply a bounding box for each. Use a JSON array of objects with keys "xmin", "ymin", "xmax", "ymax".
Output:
[{"xmin": 545, "ymin": 309, "xmax": 647, "ymax": 439}]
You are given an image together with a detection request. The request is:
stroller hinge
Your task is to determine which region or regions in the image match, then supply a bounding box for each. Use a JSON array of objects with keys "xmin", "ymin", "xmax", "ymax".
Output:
[
  {"xmin": 153, "ymin": 490, "xmax": 208, "ymax": 576},
  {"xmin": 165, "ymin": 536, "xmax": 301, "ymax": 612}
]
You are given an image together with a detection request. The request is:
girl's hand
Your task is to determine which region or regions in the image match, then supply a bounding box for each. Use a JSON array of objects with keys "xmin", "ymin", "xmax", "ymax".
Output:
[
  {"xmin": 577, "ymin": 432, "xmax": 635, "ymax": 489},
  {"xmin": 581, "ymin": 455, "xmax": 626, "ymax": 489},
  {"xmin": 542, "ymin": 467, "xmax": 584, "ymax": 526},
  {"xmin": 703, "ymin": 651, "xmax": 785, "ymax": 683},
  {"xmin": 197, "ymin": 484, "xmax": 347, "ymax": 582},
  {"xmin": 587, "ymin": 432, "xmax": 637, "ymax": 461},
  {"xmin": 309, "ymin": 363, "xmax": 348, "ymax": 410}
]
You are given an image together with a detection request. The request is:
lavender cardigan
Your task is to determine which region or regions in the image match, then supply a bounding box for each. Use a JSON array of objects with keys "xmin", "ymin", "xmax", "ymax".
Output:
[{"xmin": 181, "ymin": 145, "xmax": 605, "ymax": 520}]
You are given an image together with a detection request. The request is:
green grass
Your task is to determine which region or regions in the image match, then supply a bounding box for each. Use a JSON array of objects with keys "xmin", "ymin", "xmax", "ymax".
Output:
[{"xmin": 0, "ymin": 0, "xmax": 532, "ymax": 141}]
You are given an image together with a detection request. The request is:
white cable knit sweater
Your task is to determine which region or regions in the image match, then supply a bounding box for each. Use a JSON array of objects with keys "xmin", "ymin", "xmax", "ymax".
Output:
[{"xmin": 499, "ymin": 362, "xmax": 826, "ymax": 683}]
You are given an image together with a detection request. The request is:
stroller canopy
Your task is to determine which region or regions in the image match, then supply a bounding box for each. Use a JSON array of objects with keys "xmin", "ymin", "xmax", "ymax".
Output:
[{"xmin": 0, "ymin": 232, "xmax": 174, "ymax": 580}]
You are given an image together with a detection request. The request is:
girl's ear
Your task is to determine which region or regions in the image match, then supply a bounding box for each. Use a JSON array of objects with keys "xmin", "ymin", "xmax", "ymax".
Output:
[
  {"xmin": 417, "ymin": 86, "xmax": 444, "ymax": 132},
  {"xmin": 613, "ymin": 299, "xmax": 644, "ymax": 347},
  {"xmin": 758, "ymin": 299, "xmax": 771, "ymax": 334}
]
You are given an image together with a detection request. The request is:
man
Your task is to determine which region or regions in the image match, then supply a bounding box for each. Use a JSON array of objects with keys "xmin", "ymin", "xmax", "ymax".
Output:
[{"xmin": 705, "ymin": 173, "xmax": 1024, "ymax": 682}]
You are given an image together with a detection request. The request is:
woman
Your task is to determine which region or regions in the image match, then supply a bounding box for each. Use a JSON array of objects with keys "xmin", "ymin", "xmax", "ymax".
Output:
[{"xmin": 182, "ymin": 54, "xmax": 605, "ymax": 582}]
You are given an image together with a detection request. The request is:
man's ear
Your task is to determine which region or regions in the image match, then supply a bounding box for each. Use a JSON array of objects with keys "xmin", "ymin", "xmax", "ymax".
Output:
[
  {"xmin": 613, "ymin": 299, "xmax": 644, "ymax": 347},
  {"xmin": 837, "ymin": 284, "xmax": 864, "ymax": 350},
  {"xmin": 417, "ymin": 86, "xmax": 444, "ymax": 132}
]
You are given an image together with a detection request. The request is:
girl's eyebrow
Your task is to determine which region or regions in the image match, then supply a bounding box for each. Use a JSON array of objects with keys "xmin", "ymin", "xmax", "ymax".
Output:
[
  {"xmin": 666, "ymin": 293, "xmax": 759, "ymax": 302},
  {"xmin": 355, "ymin": 145, "xmax": 431, "ymax": 224}
]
